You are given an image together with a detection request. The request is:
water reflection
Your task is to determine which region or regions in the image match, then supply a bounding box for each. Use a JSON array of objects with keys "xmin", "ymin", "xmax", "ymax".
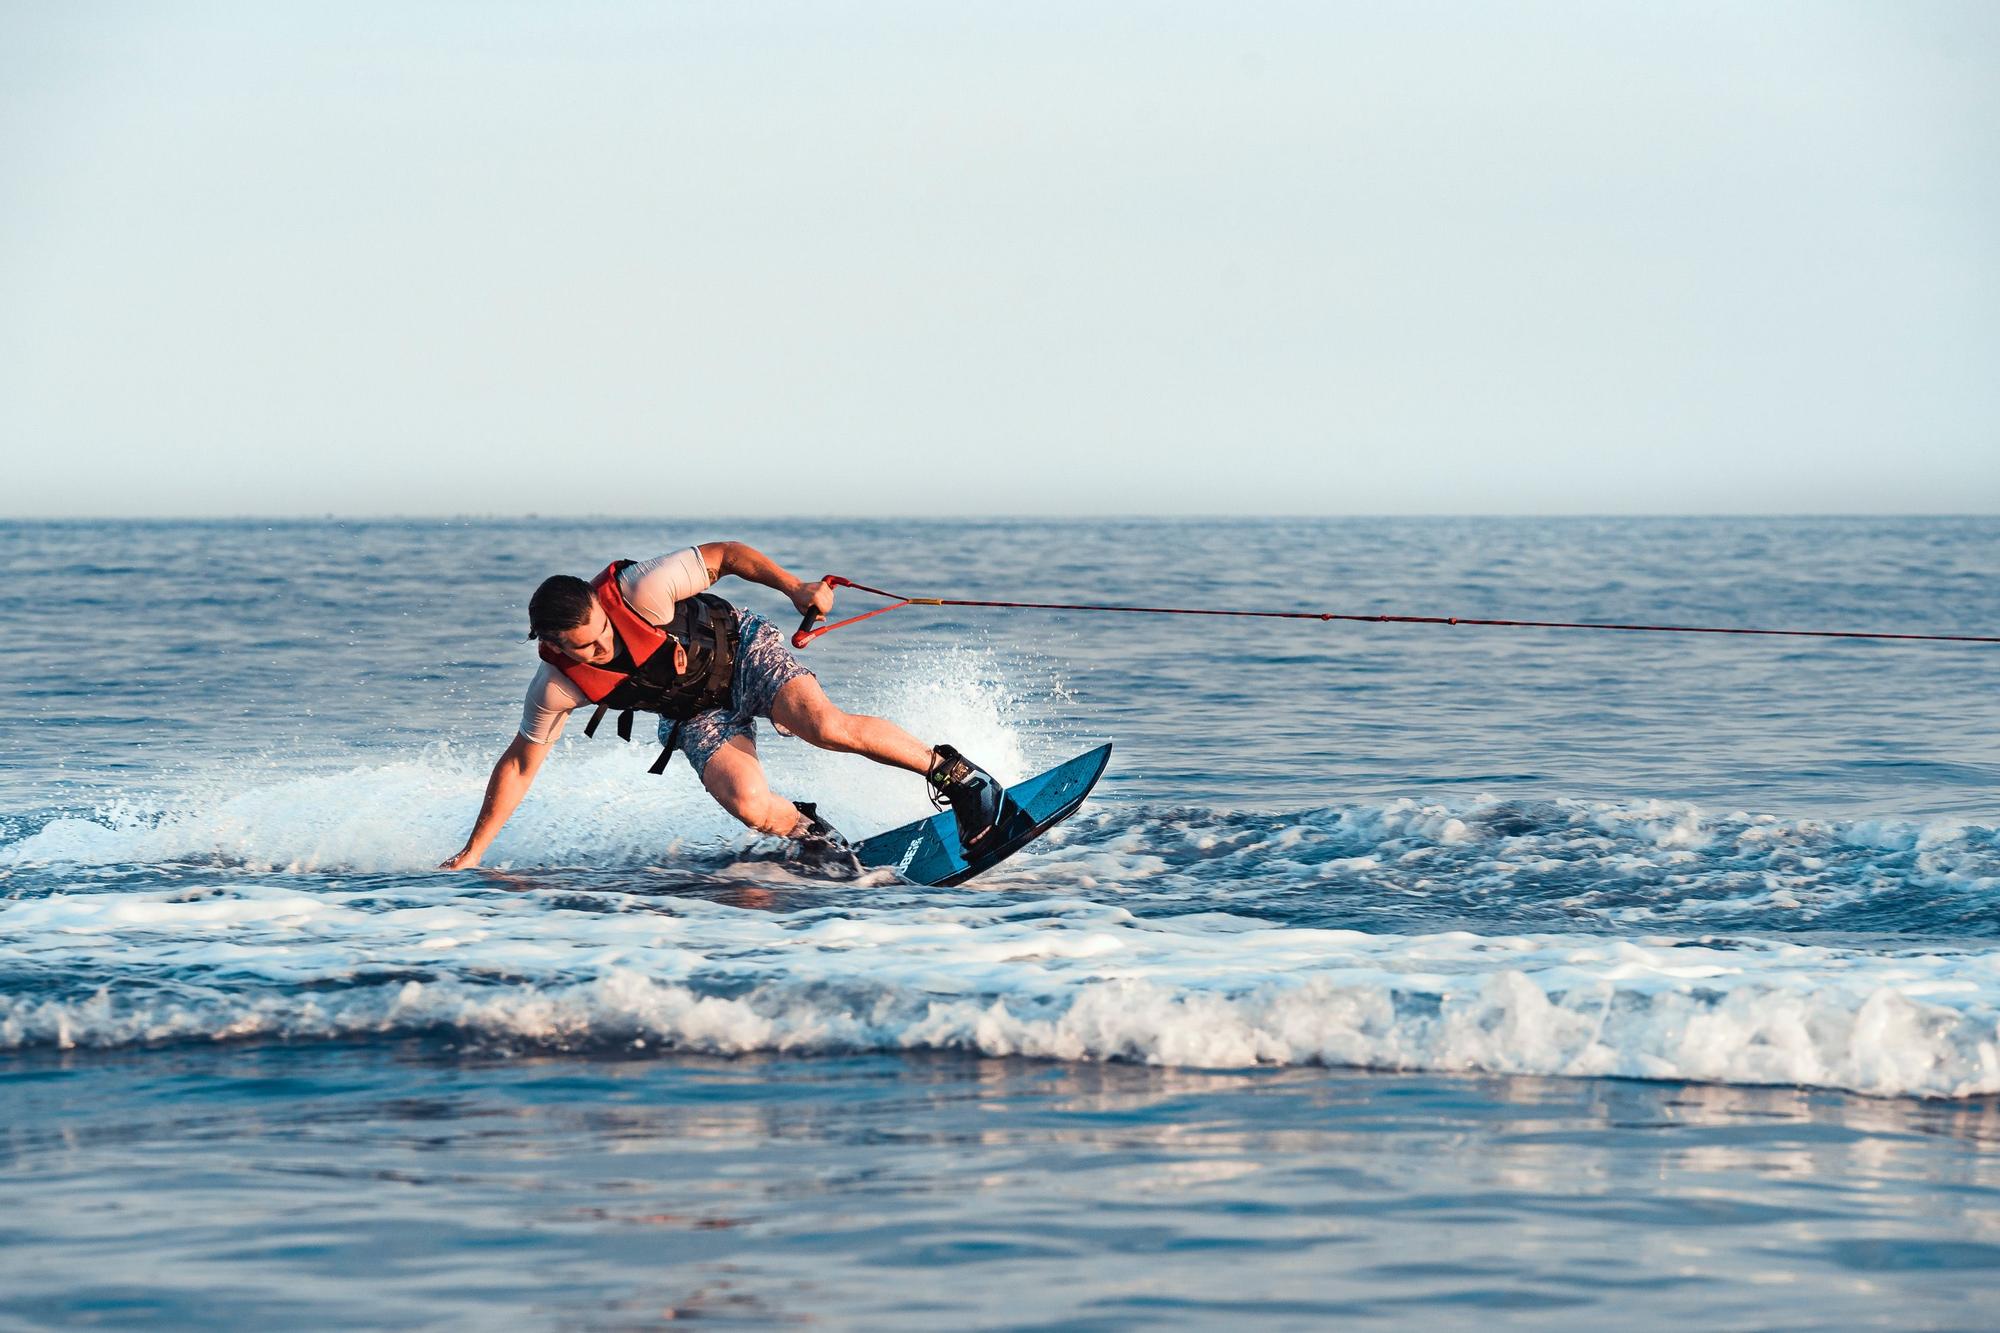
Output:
[{"xmin": 8, "ymin": 1043, "xmax": 2000, "ymax": 1327}]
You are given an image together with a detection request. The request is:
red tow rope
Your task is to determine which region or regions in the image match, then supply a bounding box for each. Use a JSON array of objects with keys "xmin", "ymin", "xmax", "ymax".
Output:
[{"xmin": 793, "ymin": 576, "xmax": 2000, "ymax": 649}]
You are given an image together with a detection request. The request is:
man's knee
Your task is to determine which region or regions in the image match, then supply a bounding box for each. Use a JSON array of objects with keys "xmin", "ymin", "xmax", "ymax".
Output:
[
  {"xmin": 713, "ymin": 783, "xmax": 790, "ymax": 833},
  {"xmin": 703, "ymin": 750, "xmax": 764, "ymax": 810},
  {"xmin": 704, "ymin": 769, "xmax": 796, "ymax": 836}
]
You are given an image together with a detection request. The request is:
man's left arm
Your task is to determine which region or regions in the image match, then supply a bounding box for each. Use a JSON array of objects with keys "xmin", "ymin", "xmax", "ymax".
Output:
[{"xmin": 698, "ymin": 541, "xmax": 834, "ymax": 619}]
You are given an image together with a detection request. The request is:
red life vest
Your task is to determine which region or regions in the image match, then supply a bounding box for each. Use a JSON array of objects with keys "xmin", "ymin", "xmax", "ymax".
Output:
[{"xmin": 539, "ymin": 561, "xmax": 740, "ymax": 771}]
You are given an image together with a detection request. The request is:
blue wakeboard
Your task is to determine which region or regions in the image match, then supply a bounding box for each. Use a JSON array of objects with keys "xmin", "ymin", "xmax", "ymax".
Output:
[{"xmin": 854, "ymin": 743, "xmax": 1111, "ymax": 887}]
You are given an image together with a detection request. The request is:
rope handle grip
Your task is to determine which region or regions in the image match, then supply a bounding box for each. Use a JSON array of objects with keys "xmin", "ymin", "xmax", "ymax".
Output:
[{"xmin": 793, "ymin": 575, "xmax": 857, "ymax": 648}]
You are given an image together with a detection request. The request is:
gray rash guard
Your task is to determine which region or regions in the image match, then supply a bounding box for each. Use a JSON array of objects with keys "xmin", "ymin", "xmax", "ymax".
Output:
[{"xmin": 518, "ymin": 547, "xmax": 714, "ymax": 743}]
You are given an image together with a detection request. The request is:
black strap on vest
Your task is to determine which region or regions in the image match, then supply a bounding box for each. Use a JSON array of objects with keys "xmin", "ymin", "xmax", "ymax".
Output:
[
  {"xmin": 582, "ymin": 704, "xmax": 640, "ymax": 742},
  {"xmin": 705, "ymin": 615, "xmax": 738, "ymax": 704},
  {"xmin": 650, "ymin": 721, "xmax": 681, "ymax": 774},
  {"xmin": 587, "ymin": 705, "xmax": 681, "ymax": 772}
]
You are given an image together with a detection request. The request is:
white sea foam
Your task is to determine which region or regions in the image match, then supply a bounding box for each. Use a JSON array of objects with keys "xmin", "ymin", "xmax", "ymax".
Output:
[{"xmin": 5, "ymin": 884, "xmax": 2000, "ymax": 1098}]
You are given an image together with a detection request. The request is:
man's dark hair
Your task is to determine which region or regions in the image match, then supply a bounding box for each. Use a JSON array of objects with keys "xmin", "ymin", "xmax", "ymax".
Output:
[{"xmin": 528, "ymin": 575, "xmax": 594, "ymax": 640}]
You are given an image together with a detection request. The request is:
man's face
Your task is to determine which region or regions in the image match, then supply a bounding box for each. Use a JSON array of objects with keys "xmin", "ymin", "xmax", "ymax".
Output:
[{"xmin": 548, "ymin": 599, "xmax": 616, "ymax": 666}]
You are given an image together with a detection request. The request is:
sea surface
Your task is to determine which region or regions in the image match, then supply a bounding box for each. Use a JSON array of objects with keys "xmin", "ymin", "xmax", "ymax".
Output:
[{"xmin": 4, "ymin": 516, "xmax": 2000, "ymax": 1328}]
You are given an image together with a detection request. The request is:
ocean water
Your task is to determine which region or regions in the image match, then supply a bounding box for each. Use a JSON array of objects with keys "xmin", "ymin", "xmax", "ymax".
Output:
[{"xmin": 4, "ymin": 515, "xmax": 2000, "ymax": 1328}]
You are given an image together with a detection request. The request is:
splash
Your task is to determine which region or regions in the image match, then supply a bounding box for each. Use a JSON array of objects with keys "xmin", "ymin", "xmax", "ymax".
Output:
[{"xmin": 2, "ymin": 643, "xmax": 1059, "ymax": 874}]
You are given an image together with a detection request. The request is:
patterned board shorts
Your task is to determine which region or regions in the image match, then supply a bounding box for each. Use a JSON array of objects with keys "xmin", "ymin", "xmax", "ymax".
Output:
[{"xmin": 658, "ymin": 611, "xmax": 817, "ymax": 777}]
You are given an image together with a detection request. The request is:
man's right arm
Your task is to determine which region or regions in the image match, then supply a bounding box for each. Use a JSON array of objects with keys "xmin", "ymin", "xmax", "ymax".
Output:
[{"xmin": 440, "ymin": 732, "xmax": 552, "ymax": 870}]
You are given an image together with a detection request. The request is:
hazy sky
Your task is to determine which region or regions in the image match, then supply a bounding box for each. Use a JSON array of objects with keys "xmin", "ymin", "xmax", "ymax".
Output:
[{"xmin": 3, "ymin": 1, "xmax": 1995, "ymax": 516}]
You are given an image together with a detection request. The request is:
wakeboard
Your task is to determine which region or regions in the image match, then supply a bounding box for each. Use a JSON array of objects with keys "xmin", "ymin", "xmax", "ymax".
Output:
[{"xmin": 853, "ymin": 743, "xmax": 1112, "ymax": 887}]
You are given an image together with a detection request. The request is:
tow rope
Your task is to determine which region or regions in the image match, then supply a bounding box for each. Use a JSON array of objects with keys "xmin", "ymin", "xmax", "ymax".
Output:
[{"xmin": 793, "ymin": 576, "xmax": 1999, "ymax": 649}]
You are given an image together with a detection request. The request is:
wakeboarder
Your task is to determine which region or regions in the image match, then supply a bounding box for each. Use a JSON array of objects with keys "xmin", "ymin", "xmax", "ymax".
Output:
[{"xmin": 440, "ymin": 542, "xmax": 1007, "ymax": 870}]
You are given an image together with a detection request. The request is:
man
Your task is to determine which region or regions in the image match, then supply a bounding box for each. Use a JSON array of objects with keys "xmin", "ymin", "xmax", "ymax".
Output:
[{"xmin": 440, "ymin": 541, "xmax": 1008, "ymax": 871}]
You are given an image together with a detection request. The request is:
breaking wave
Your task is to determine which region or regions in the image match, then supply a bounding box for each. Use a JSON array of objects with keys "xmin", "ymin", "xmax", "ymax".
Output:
[{"xmin": 4, "ymin": 874, "xmax": 2000, "ymax": 1099}]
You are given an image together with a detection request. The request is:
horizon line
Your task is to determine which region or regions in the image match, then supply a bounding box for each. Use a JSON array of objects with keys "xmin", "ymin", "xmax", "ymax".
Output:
[{"xmin": 3, "ymin": 511, "xmax": 1998, "ymax": 525}]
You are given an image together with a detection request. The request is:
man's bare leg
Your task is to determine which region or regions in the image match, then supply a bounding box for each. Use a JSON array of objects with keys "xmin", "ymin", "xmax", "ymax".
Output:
[
  {"xmin": 699, "ymin": 733, "xmax": 803, "ymax": 836},
  {"xmin": 770, "ymin": 676, "xmax": 933, "ymax": 773},
  {"xmin": 767, "ymin": 675, "xmax": 1009, "ymax": 856}
]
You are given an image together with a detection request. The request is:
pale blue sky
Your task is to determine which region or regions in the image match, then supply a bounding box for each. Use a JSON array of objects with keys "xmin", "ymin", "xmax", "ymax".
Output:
[{"xmin": 3, "ymin": 1, "xmax": 1995, "ymax": 516}]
